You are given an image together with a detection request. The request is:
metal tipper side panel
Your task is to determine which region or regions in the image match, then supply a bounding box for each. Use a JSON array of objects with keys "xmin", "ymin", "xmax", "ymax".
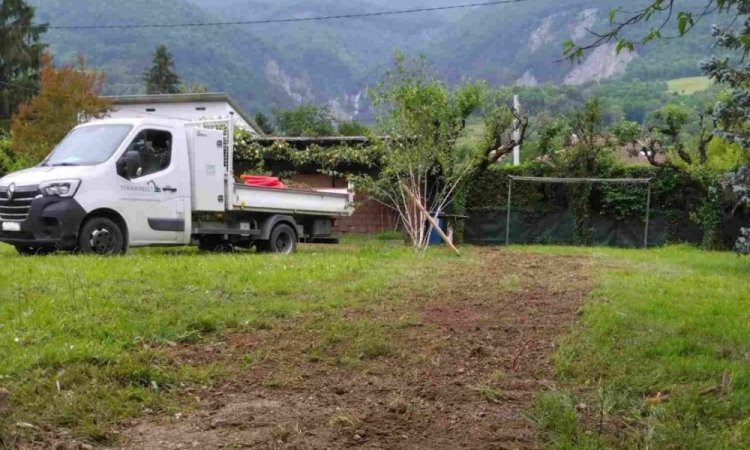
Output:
[{"xmin": 233, "ymin": 184, "xmax": 354, "ymax": 216}]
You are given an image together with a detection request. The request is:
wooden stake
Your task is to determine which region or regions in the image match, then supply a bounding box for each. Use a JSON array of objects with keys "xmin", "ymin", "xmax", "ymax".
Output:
[{"xmin": 401, "ymin": 184, "xmax": 461, "ymax": 256}]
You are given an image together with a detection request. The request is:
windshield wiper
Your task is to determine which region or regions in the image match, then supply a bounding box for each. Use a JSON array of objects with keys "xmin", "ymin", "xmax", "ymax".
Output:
[{"xmin": 50, "ymin": 162, "xmax": 80, "ymax": 167}]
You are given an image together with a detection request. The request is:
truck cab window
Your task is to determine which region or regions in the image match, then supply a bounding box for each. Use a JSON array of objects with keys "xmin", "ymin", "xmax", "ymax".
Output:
[{"xmin": 118, "ymin": 129, "xmax": 172, "ymax": 179}]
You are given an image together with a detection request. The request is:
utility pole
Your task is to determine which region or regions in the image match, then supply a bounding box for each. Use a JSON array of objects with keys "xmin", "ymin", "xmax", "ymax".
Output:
[{"xmin": 512, "ymin": 95, "xmax": 521, "ymax": 166}]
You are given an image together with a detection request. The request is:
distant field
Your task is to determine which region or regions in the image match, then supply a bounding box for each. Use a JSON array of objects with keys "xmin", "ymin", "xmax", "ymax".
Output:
[{"xmin": 667, "ymin": 76, "xmax": 712, "ymax": 95}]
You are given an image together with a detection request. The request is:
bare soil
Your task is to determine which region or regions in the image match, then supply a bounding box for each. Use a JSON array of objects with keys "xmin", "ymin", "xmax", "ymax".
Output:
[{"xmin": 118, "ymin": 249, "xmax": 591, "ymax": 450}]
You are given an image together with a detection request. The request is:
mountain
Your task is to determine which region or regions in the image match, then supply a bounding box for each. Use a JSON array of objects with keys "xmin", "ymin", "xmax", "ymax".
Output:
[{"xmin": 29, "ymin": 0, "xmax": 719, "ymax": 118}]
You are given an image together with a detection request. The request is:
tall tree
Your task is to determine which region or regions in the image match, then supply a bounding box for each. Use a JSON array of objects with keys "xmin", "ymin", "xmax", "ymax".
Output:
[
  {"xmin": 11, "ymin": 53, "xmax": 111, "ymax": 163},
  {"xmin": 355, "ymin": 53, "xmax": 485, "ymax": 250},
  {"xmin": 143, "ymin": 45, "xmax": 181, "ymax": 95},
  {"xmin": 0, "ymin": 0, "xmax": 47, "ymax": 127}
]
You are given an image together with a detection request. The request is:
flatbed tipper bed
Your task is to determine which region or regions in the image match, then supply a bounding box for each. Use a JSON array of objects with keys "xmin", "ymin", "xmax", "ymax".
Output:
[{"xmin": 233, "ymin": 184, "xmax": 351, "ymax": 216}]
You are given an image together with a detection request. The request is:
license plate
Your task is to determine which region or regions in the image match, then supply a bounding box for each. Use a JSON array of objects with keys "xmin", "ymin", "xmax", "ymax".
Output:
[{"xmin": 2, "ymin": 222, "xmax": 21, "ymax": 232}]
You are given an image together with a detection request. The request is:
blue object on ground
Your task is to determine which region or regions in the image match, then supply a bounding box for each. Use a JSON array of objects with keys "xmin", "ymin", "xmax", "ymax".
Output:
[{"xmin": 428, "ymin": 217, "xmax": 446, "ymax": 245}]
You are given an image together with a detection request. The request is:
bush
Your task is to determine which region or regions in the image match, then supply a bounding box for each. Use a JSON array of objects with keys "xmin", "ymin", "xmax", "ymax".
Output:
[
  {"xmin": 0, "ymin": 134, "xmax": 12, "ymax": 176},
  {"xmin": 0, "ymin": 134, "xmax": 33, "ymax": 177},
  {"xmin": 736, "ymin": 228, "xmax": 750, "ymax": 254}
]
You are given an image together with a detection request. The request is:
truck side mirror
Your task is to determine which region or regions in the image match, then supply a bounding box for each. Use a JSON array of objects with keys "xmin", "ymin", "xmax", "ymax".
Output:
[{"xmin": 117, "ymin": 151, "xmax": 142, "ymax": 179}]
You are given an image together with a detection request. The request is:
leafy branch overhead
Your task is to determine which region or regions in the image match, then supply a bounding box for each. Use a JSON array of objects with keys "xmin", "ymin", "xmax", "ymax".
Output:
[{"xmin": 562, "ymin": 0, "xmax": 721, "ymax": 61}]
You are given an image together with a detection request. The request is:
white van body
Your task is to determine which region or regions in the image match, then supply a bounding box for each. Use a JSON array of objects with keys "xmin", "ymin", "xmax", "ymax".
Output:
[{"xmin": 0, "ymin": 117, "xmax": 353, "ymax": 255}]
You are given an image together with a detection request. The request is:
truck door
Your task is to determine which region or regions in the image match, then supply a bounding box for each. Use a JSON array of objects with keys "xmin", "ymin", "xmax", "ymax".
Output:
[{"xmin": 115, "ymin": 127, "xmax": 188, "ymax": 244}]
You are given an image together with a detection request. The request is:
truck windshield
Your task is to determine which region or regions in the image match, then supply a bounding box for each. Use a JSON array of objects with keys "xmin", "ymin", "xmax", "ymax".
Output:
[{"xmin": 43, "ymin": 125, "xmax": 133, "ymax": 166}]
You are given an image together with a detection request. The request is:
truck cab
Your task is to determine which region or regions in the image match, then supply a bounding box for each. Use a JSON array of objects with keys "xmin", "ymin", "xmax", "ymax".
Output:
[{"xmin": 0, "ymin": 118, "xmax": 352, "ymax": 255}]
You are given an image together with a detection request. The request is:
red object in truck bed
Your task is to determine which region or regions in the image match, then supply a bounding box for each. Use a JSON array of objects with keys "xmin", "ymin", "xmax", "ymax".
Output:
[{"xmin": 240, "ymin": 175, "xmax": 287, "ymax": 189}]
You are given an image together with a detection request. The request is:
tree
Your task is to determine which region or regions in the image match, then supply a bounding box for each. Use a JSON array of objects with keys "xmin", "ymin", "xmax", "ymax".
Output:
[
  {"xmin": 0, "ymin": 0, "xmax": 47, "ymax": 126},
  {"xmin": 10, "ymin": 53, "xmax": 111, "ymax": 163},
  {"xmin": 337, "ymin": 120, "xmax": 369, "ymax": 136},
  {"xmin": 273, "ymin": 104, "xmax": 335, "ymax": 137},
  {"xmin": 724, "ymin": 166, "xmax": 750, "ymax": 253},
  {"xmin": 143, "ymin": 45, "xmax": 181, "ymax": 95},
  {"xmin": 562, "ymin": 98, "xmax": 617, "ymax": 176},
  {"xmin": 0, "ymin": 130, "xmax": 15, "ymax": 175},
  {"xmin": 613, "ymin": 104, "xmax": 694, "ymax": 167},
  {"xmin": 355, "ymin": 53, "xmax": 484, "ymax": 250},
  {"xmin": 536, "ymin": 115, "xmax": 567, "ymax": 156},
  {"xmin": 253, "ymin": 112, "xmax": 275, "ymax": 135},
  {"xmin": 479, "ymin": 93, "xmax": 529, "ymax": 168}
]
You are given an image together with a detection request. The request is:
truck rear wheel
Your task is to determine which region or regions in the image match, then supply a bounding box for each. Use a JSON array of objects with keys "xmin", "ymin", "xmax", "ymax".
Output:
[
  {"xmin": 78, "ymin": 217, "xmax": 126, "ymax": 255},
  {"xmin": 257, "ymin": 223, "xmax": 297, "ymax": 254}
]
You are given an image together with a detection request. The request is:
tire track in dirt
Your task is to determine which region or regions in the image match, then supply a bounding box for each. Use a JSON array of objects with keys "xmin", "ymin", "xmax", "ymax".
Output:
[{"xmin": 118, "ymin": 249, "xmax": 591, "ymax": 449}]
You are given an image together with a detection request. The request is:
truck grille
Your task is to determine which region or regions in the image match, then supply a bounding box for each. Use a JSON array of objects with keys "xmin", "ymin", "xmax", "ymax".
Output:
[{"xmin": 0, "ymin": 185, "xmax": 39, "ymax": 222}]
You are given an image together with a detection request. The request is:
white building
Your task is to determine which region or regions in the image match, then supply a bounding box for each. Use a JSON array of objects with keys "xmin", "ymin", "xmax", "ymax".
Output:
[{"xmin": 103, "ymin": 92, "xmax": 263, "ymax": 135}]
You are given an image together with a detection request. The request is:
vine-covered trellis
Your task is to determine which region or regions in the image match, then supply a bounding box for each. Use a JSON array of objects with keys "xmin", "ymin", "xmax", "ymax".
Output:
[{"xmin": 233, "ymin": 131, "xmax": 384, "ymax": 178}]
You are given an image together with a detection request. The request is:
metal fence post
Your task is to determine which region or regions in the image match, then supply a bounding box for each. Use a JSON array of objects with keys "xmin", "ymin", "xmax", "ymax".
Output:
[
  {"xmin": 644, "ymin": 180, "xmax": 652, "ymax": 249},
  {"xmin": 506, "ymin": 177, "xmax": 513, "ymax": 246}
]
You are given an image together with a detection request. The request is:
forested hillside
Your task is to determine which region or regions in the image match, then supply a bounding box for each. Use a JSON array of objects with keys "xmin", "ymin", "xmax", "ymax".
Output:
[{"xmin": 30, "ymin": 0, "xmax": 719, "ymax": 118}]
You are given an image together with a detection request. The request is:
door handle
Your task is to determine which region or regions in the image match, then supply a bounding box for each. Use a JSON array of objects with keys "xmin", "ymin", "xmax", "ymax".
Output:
[{"xmin": 163, "ymin": 186, "xmax": 177, "ymax": 193}]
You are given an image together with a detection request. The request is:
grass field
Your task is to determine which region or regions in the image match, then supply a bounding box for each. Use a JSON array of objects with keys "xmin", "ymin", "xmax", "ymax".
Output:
[
  {"xmin": 667, "ymin": 76, "xmax": 712, "ymax": 95},
  {"xmin": 1, "ymin": 240, "xmax": 748, "ymax": 448},
  {"xmin": 0, "ymin": 239, "xmax": 466, "ymax": 446},
  {"xmin": 527, "ymin": 245, "xmax": 750, "ymax": 449}
]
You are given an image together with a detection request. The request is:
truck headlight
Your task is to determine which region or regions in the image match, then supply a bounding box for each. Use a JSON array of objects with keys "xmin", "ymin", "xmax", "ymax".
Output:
[{"xmin": 39, "ymin": 179, "xmax": 81, "ymax": 197}]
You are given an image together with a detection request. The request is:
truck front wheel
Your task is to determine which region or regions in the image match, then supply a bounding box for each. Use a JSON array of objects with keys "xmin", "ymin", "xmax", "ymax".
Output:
[
  {"xmin": 257, "ymin": 223, "xmax": 297, "ymax": 254},
  {"xmin": 78, "ymin": 217, "xmax": 126, "ymax": 255}
]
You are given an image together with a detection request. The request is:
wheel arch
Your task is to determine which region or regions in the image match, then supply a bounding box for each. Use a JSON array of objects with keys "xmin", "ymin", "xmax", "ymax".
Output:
[
  {"xmin": 81, "ymin": 208, "xmax": 129, "ymax": 247},
  {"xmin": 259, "ymin": 215, "xmax": 300, "ymax": 241}
]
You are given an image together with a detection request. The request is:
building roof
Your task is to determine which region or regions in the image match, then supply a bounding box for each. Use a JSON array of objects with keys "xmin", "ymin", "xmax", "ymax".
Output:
[
  {"xmin": 251, "ymin": 136, "xmax": 369, "ymax": 145},
  {"xmin": 103, "ymin": 92, "xmax": 263, "ymax": 136}
]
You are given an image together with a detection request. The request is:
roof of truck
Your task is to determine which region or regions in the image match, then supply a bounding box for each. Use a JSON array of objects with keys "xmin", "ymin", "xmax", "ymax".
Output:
[
  {"xmin": 102, "ymin": 92, "xmax": 263, "ymax": 135},
  {"xmin": 82, "ymin": 117, "xmax": 180, "ymax": 128}
]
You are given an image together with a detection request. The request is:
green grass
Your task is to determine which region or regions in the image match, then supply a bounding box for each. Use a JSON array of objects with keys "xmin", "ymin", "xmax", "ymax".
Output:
[
  {"xmin": 522, "ymin": 245, "xmax": 750, "ymax": 449},
  {"xmin": 667, "ymin": 76, "xmax": 712, "ymax": 95},
  {"xmin": 0, "ymin": 238, "xmax": 462, "ymax": 445},
  {"xmin": 4, "ymin": 239, "xmax": 748, "ymax": 448}
]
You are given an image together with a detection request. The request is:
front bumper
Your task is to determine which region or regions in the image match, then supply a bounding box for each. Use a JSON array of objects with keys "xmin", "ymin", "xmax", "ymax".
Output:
[{"xmin": 0, "ymin": 197, "xmax": 86, "ymax": 250}]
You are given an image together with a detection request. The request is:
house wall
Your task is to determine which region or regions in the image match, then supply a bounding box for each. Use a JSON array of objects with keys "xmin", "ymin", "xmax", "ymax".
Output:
[
  {"xmin": 107, "ymin": 102, "xmax": 256, "ymax": 133},
  {"xmin": 287, "ymin": 174, "xmax": 397, "ymax": 234},
  {"xmin": 337, "ymin": 193, "xmax": 398, "ymax": 234}
]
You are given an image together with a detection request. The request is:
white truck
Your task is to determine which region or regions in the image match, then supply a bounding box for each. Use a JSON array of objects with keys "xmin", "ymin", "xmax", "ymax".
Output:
[{"xmin": 0, "ymin": 117, "xmax": 353, "ymax": 255}]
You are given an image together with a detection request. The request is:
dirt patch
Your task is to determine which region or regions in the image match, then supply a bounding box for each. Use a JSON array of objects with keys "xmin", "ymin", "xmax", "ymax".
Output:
[{"xmin": 118, "ymin": 249, "xmax": 592, "ymax": 449}]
